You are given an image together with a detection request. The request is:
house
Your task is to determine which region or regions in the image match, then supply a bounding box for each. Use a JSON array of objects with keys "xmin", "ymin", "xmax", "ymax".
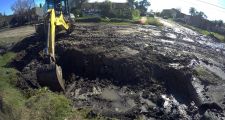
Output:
[
  {"xmin": 81, "ymin": 2, "xmax": 129, "ymax": 16},
  {"xmin": 161, "ymin": 8, "xmax": 181, "ymax": 19}
]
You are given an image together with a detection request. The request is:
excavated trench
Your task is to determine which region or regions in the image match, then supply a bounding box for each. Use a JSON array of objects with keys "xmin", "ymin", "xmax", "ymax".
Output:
[
  {"xmin": 59, "ymin": 49, "xmax": 196, "ymax": 102},
  {"xmin": 55, "ymin": 44, "xmax": 203, "ymax": 119}
]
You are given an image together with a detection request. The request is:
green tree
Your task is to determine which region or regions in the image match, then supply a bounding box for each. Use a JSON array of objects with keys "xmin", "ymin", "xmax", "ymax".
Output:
[
  {"xmin": 11, "ymin": 0, "xmax": 35, "ymax": 25},
  {"xmin": 189, "ymin": 7, "xmax": 197, "ymax": 16},
  {"xmin": 127, "ymin": 0, "xmax": 135, "ymax": 9},
  {"xmin": 39, "ymin": 3, "xmax": 42, "ymax": 8},
  {"xmin": 99, "ymin": 0, "xmax": 113, "ymax": 17},
  {"xmin": 197, "ymin": 11, "xmax": 207, "ymax": 18},
  {"xmin": 74, "ymin": 0, "xmax": 87, "ymax": 9},
  {"xmin": 214, "ymin": 20, "xmax": 224, "ymax": 27},
  {"xmin": 135, "ymin": 0, "xmax": 150, "ymax": 16}
]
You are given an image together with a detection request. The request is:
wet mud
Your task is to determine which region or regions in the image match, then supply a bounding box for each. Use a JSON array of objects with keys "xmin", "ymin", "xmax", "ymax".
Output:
[{"xmin": 12, "ymin": 23, "xmax": 225, "ymax": 119}]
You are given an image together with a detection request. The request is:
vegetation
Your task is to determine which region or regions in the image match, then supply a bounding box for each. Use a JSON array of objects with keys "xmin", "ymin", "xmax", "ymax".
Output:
[
  {"xmin": 75, "ymin": 16, "xmax": 163, "ymax": 27},
  {"xmin": 0, "ymin": 52, "xmax": 108, "ymax": 120},
  {"xmin": 72, "ymin": 0, "xmax": 149, "ymax": 20},
  {"xmin": 134, "ymin": 0, "xmax": 151, "ymax": 16},
  {"xmin": 194, "ymin": 66, "xmax": 222, "ymax": 85},
  {"xmin": 11, "ymin": 0, "xmax": 35, "ymax": 26},
  {"xmin": 182, "ymin": 24, "xmax": 225, "ymax": 42},
  {"xmin": 189, "ymin": 7, "xmax": 207, "ymax": 19},
  {"xmin": 146, "ymin": 17, "xmax": 163, "ymax": 26},
  {"xmin": 98, "ymin": 0, "xmax": 140, "ymax": 20}
]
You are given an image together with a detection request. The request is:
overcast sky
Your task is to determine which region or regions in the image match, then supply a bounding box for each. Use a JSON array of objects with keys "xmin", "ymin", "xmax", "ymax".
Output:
[{"xmin": 89, "ymin": 0, "xmax": 225, "ymax": 21}]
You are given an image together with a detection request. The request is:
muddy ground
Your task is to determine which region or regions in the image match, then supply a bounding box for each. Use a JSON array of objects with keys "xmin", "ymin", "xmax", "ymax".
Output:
[{"xmin": 10, "ymin": 22, "xmax": 225, "ymax": 119}]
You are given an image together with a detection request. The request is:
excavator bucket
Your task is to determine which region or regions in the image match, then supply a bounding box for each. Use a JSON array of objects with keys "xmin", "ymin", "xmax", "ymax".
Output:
[{"xmin": 37, "ymin": 63, "xmax": 65, "ymax": 91}]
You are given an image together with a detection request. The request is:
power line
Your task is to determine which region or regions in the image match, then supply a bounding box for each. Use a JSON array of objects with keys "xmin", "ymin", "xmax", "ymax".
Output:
[
  {"xmin": 195, "ymin": 0, "xmax": 225, "ymax": 10},
  {"xmin": 182, "ymin": 0, "xmax": 225, "ymax": 12}
]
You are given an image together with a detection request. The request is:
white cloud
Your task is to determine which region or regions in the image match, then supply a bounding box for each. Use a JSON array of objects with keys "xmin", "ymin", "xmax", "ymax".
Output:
[
  {"xmin": 150, "ymin": 0, "xmax": 225, "ymax": 21},
  {"xmin": 88, "ymin": 0, "xmax": 225, "ymax": 21}
]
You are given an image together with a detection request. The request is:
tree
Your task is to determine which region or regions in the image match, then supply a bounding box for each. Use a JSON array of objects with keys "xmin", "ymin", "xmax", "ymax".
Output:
[
  {"xmin": 99, "ymin": 0, "xmax": 113, "ymax": 17},
  {"xmin": 189, "ymin": 7, "xmax": 196, "ymax": 16},
  {"xmin": 39, "ymin": 3, "xmax": 42, "ymax": 8},
  {"xmin": 11, "ymin": 0, "xmax": 34, "ymax": 15},
  {"xmin": 218, "ymin": 20, "xmax": 224, "ymax": 27},
  {"xmin": 197, "ymin": 11, "xmax": 207, "ymax": 19},
  {"xmin": 135, "ymin": 0, "xmax": 151, "ymax": 16},
  {"xmin": 128, "ymin": 0, "xmax": 135, "ymax": 9},
  {"xmin": 74, "ymin": 0, "xmax": 88, "ymax": 9},
  {"xmin": 11, "ymin": 0, "xmax": 35, "ymax": 25},
  {"xmin": 214, "ymin": 20, "xmax": 224, "ymax": 27}
]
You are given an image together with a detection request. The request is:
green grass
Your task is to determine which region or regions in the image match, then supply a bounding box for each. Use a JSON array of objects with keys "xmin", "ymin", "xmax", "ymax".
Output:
[
  {"xmin": 0, "ymin": 52, "xmax": 74, "ymax": 120},
  {"xmin": 0, "ymin": 53, "xmax": 71, "ymax": 120},
  {"xmin": 194, "ymin": 66, "xmax": 222, "ymax": 85},
  {"xmin": 146, "ymin": 17, "xmax": 163, "ymax": 26},
  {"xmin": 182, "ymin": 24, "xmax": 225, "ymax": 42},
  {"xmin": 75, "ymin": 16, "xmax": 164, "ymax": 27},
  {"xmin": 0, "ymin": 52, "xmax": 110, "ymax": 120},
  {"xmin": 0, "ymin": 52, "xmax": 25, "ymax": 120}
]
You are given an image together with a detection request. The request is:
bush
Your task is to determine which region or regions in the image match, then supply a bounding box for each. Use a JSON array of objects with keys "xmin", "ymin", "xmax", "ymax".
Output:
[
  {"xmin": 131, "ymin": 9, "xmax": 140, "ymax": 20},
  {"xmin": 147, "ymin": 17, "xmax": 163, "ymax": 26},
  {"xmin": 71, "ymin": 8, "xmax": 82, "ymax": 17}
]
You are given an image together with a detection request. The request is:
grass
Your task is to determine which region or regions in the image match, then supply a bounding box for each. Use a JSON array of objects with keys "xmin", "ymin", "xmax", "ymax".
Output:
[
  {"xmin": 146, "ymin": 17, "xmax": 163, "ymax": 26},
  {"xmin": 0, "ymin": 52, "xmax": 75, "ymax": 120},
  {"xmin": 0, "ymin": 52, "xmax": 71, "ymax": 120},
  {"xmin": 194, "ymin": 66, "xmax": 222, "ymax": 85},
  {"xmin": 75, "ymin": 16, "xmax": 164, "ymax": 27},
  {"xmin": 0, "ymin": 52, "xmax": 25, "ymax": 120},
  {"xmin": 182, "ymin": 24, "xmax": 225, "ymax": 42},
  {"xmin": 0, "ymin": 52, "xmax": 110, "ymax": 120}
]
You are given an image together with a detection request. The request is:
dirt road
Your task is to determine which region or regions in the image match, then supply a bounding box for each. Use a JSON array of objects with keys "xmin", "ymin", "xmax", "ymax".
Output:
[
  {"xmin": 10, "ymin": 22, "xmax": 225, "ymax": 119},
  {"xmin": 0, "ymin": 25, "xmax": 35, "ymax": 54}
]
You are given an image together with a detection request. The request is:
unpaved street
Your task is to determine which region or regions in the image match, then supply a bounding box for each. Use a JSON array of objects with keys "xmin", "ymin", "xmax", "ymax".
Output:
[{"xmin": 0, "ymin": 25, "xmax": 35, "ymax": 53}]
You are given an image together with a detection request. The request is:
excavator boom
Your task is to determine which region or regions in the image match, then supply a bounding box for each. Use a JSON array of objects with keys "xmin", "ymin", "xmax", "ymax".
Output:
[{"xmin": 36, "ymin": 0, "xmax": 74, "ymax": 91}]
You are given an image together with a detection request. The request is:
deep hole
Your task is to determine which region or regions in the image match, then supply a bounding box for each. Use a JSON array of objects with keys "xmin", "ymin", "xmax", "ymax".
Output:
[{"xmin": 58, "ymin": 48, "xmax": 199, "ymax": 105}]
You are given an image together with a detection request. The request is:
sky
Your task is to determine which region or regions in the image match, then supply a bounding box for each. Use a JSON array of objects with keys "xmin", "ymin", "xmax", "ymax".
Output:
[
  {"xmin": 0, "ymin": 0, "xmax": 225, "ymax": 21},
  {"xmin": 89, "ymin": 0, "xmax": 225, "ymax": 21}
]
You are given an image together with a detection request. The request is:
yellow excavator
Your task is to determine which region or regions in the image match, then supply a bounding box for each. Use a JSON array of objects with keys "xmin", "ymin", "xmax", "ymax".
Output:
[{"xmin": 35, "ymin": 0, "xmax": 74, "ymax": 91}]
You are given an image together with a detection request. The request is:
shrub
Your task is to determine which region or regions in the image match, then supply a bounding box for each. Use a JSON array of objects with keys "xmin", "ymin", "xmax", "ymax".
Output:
[
  {"xmin": 147, "ymin": 17, "xmax": 163, "ymax": 26},
  {"xmin": 131, "ymin": 9, "xmax": 140, "ymax": 20}
]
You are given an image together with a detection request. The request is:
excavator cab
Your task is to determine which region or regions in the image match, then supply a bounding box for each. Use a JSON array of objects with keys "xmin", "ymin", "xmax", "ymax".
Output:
[
  {"xmin": 36, "ymin": 0, "xmax": 74, "ymax": 91},
  {"xmin": 46, "ymin": 0, "xmax": 69, "ymax": 14}
]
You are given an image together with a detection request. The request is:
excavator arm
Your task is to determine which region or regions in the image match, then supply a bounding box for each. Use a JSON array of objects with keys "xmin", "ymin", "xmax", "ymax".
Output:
[
  {"xmin": 47, "ymin": 9, "xmax": 69, "ymax": 59},
  {"xmin": 36, "ymin": 0, "xmax": 74, "ymax": 91}
]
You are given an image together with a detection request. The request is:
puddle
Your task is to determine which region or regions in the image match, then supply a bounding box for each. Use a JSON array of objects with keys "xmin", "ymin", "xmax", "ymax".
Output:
[
  {"xmin": 166, "ymin": 33, "xmax": 177, "ymax": 39},
  {"xmin": 183, "ymin": 37, "xmax": 194, "ymax": 42},
  {"xmin": 160, "ymin": 39, "xmax": 175, "ymax": 44}
]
